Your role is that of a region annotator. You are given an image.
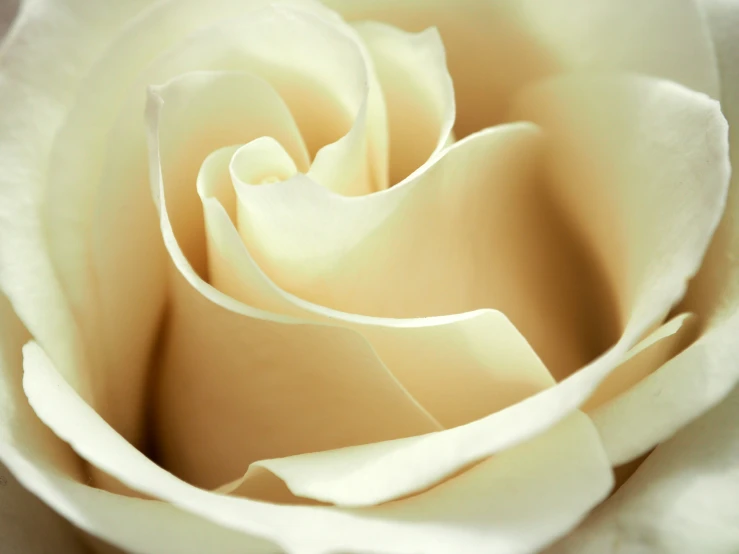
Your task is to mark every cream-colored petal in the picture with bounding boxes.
[32,0,365,442]
[584,313,698,412]
[0,287,277,554]
[548,384,739,554]
[150,69,309,276]
[323,0,718,136]
[0,291,87,552]
[682,0,739,325]
[307,90,377,197]
[353,21,455,185]
[230,138,299,186]
[234,121,616,378]
[43,0,327,327]
[511,73,729,342]
[0,0,160,416]
[148,79,441,489]
[23,337,613,554]
[503,73,732,466]
[207,157,554,431]
[550,1,739,548]
[155,253,440,489]
[592,310,739,466]
[239,403,609,510]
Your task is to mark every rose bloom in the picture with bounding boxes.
[1,0,739,552]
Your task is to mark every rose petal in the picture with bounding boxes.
[352,21,455,185]
[547,384,739,554]
[502,73,736,467]
[216,73,729,505]
[0,0,159,416]
[149,69,310,276]
[511,73,729,345]
[0,289,279,554]
[32,0,370,442]
[201,140,555,431]
[323,0,719,135]
[22,338,613,554]
[147,76,442,489]
[548,0,739,547]
[584,313,698,413]
[591,311,739,465]
[230,138,300,186]
[234,122,616,378]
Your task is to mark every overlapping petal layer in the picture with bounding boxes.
[20,336,613,554]
[323,0,719,135]
[0,1,737,554]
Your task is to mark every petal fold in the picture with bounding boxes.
[353,21,455,184]
[148,71,441,489]
[22,337,613,554]
[323,0,719,135]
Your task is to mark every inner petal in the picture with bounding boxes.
[231,138,298,187]
[353,22,455,185]
[233,122,617,377]
[146,69,441,489]
[147,69,309,279]
[201,141,555,432]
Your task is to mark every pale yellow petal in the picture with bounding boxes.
[205,173,553,435]
[230,138,299,186]
[149,68,309,276]
[0,0,159,418]
[584,313,698,412]
[148,77,441,489]
[0,461,86,554]
[353,22,455,185]
[511,73,728,347]
[548,384,739,554]
[0,287,278,554]
[550,0,739,546]
[22,338,613,554]
[32,0,368,443]
[234,122,616,378]
[324,0,718,136]
[592,311,739,466]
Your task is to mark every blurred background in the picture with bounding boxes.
[0,0,17,37]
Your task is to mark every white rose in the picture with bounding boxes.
[1,0,738,553]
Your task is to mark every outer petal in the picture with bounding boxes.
[22,338,614,554]
[0,289,280,554]
[323,0,719,135]
[547,384,739,554]
[0,0,157,417]
[547,2,739,549]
